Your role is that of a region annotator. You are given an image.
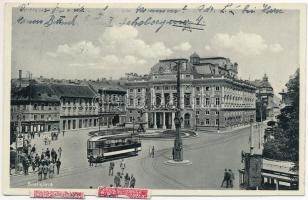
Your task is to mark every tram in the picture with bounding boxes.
[87,133,141,163]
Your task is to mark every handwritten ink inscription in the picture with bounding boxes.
[14,3,284,32]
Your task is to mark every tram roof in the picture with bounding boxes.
[88,133,133,142]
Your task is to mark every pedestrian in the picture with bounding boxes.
[56,159,61,174]
[120,159,126,175]
[89,154,94,167]
[130,174,136,188]
[46,148,50,158]
[54,152,58,163]
[41,152,45,160]
[149,146,151,157]
[22,157,29,176]
[114,172,121,187]
[31,144,36,154]
[221,169,230,188]
[49,162,55,178]
[43,164,48,180]
[38,164,43,181]
[51,148,55,162]
[62,130,65,136]
[124,173,130,187]
[172,147,175,160]
[109,161,114,176]
[151,146,155,158]
[44,136,47,145]
[58,147,62,159]
[228,169,234,188]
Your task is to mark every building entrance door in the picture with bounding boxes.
[184,113,190,128]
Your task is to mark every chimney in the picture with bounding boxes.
[18,70,22,87]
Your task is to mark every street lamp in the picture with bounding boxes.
[172,59,187,162]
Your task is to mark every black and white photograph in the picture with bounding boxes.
[2,2,306,196]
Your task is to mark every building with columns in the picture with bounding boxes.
[125,53,256,130]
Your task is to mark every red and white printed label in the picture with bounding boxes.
[97,187,150,199]
[31,190,84,199]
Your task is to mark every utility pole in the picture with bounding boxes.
[98,90,103,133]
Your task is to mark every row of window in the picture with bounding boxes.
[12,114,59,121]
[62,118,97,130]
[196,118,220,126]
[151,86,221,91]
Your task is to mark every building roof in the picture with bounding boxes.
[150,59,194,74]
[87,81,126,93]
[251,79,273,89]
[190,52,200,58]
[49,83,96,98]
[11,83,60,103]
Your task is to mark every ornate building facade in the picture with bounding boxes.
[125,53,256,130]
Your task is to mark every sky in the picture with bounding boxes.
[11,4,300,95]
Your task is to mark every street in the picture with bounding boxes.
[10,126,251,190]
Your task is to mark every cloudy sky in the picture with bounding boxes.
[11,5,300,95]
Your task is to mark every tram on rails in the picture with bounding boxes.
[87,133,142,163]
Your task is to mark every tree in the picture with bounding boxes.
[263,69,299,167]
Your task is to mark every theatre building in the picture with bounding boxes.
[125,53,256,130]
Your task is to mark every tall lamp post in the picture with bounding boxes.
[173,59,187,162]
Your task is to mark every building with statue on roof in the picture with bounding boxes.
[124,52,257,131]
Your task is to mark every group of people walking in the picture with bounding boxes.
[109,159,136,188]
[221,169,235,188]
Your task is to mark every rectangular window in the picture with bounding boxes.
[129,89,133,92]
[206,110,210,115]
[216,111,220,115]
[216,98,220,105]
[184,93,191,106]
[130,99,134,106]
[129,117,133,122]
[205,86,210,91]
[196,118,200,125]
[41,115,44,119]
[196,87,200,91]
[84,119,88,128]
[79,119,82,128]
[216,119,219,125]
[73,120,76,129]
[137,88,141,93]
[196,111,200,115]
[94,119,97,127]
[34,115,37,120]
[216,86,220,91]
[206,119,210,125]
[41,104,44,110]
[205,98,210,106]
[196,97,200,106]
[63,120,66,130]
[68,120,71,129]
[89,119,92,127]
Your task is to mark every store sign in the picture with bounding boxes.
[17,137,23,149]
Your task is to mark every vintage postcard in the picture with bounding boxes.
[2,2,306,196]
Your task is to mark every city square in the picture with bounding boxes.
[11,125,253,189]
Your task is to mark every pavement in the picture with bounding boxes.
[10,126,252,190]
